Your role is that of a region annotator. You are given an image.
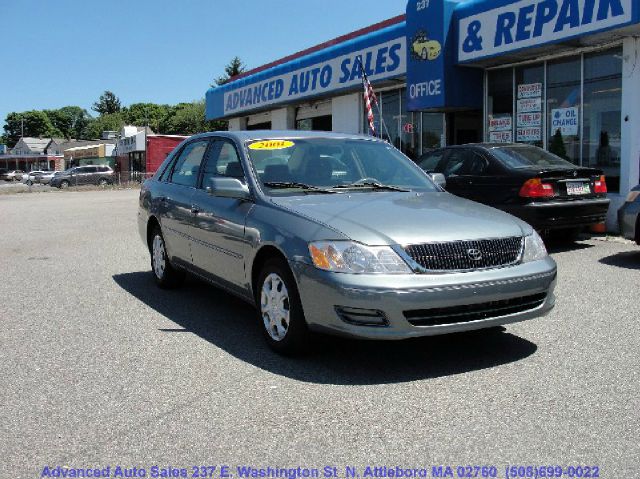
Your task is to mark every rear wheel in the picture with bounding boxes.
[150,226,185,288]
[256,258,310,355]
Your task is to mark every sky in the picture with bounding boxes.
[0,0,405,126]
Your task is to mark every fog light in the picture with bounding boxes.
[335,306,388,326]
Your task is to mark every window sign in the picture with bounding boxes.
[551,107,579,136]
[518,83,542,99]
[517,112,542,128]
[517,127,542,142]
[517,98,542,113]
[489,131,513,143]
[488,115,512,132]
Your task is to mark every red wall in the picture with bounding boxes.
[146,136,187,173]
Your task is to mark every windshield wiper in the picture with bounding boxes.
[263,181,336,194]
[332,181,409,192]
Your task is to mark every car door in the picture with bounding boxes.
[156,139,210,265]
[83,166,98,184]
[189,138,253,289]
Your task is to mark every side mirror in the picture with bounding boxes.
[206,177,251,200]
[429,172,446,189]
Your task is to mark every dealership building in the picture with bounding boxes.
[206,0,640,229]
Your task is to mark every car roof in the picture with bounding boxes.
[187,129,383,143]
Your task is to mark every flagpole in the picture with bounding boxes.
[356,56,392,142]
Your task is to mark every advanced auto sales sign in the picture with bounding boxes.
[211,37,406,118]
[458,0,636,62]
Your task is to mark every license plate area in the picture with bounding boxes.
[566,181,591,195]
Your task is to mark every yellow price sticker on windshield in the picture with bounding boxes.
[248,140,295,150]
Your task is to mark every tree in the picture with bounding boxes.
[44,106,93,140]
[3,111,62,147]
[123,103,172,133]
[214,57,246,86]
[548,128,568,160]
[161,100,225,135]
[92,91,122,115]
[86,112,126,139]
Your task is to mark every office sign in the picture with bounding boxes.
[458,0,637,62]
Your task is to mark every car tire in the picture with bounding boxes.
[26,180,32,186]
[150,226,185,289]
[59,180,70,189]
[256,258,310,355]
[98,178,109,187]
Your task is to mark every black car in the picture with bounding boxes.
[417,144,610,237]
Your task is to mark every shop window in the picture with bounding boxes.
[421,113,443,152]
[297,113,332,131]
[582,47,622,193]
[546,56,581,164]
[515,64,543,148]
[381,90,401,150]
[487,69,513,143]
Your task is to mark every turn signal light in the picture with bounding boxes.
[519,178,555,198]
[594,175,607,194]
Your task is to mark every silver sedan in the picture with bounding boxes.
[138,131,557,354]
[618,185,640,245]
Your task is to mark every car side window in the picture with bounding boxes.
[85,167,98,173]
[464,153,491,176]
[199,140,245,189]
[417,150,444,172]
[170,140,209,188]
[441,150,471,176]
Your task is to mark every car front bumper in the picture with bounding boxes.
[505,198,610,230]
[292,257,557,339]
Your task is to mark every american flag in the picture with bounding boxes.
[358,58,378,135]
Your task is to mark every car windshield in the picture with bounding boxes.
[490,145,575,169]
[246,138,437,195]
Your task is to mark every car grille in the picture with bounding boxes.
[404,293,547,326]
[403,236,523,271]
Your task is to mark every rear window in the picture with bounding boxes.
[491,146,575,169]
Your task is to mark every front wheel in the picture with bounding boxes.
[59,180,70,189]
[150,226,185,288]
[256,258,310,355]
[98,178,109,187]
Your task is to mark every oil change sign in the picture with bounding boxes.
[458,0,635,62]
[551,107,579,135]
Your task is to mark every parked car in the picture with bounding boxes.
[21,170,52,185]
[36,171,58,185]
[50,165,114,188]
[138,131,557,354]
[0,169,24,181]
[417,144,610,239]
[618,185,640,245]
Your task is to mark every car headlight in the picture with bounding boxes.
[521,231,548,263]
[308,241,411,274]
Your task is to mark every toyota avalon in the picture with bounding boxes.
[138,131,557,354]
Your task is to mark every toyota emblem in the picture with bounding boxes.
[467,248,483,261]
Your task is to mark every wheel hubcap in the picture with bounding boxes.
[152,235,166,279]
[260,273,290,341]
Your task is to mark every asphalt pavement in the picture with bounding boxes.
[1,189,638,478]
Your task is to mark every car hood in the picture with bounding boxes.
[269,191,532,245]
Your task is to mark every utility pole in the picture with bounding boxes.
[21,117,24,139]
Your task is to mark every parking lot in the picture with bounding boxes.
[1,189,638,478]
